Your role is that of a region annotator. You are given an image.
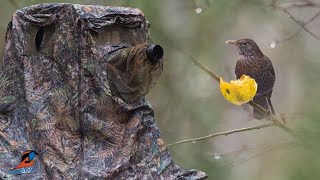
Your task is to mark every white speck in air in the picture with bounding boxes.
[270,41,277,48]
[195,8,202,14]
[214,153,221,160]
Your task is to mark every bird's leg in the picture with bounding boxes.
[266,96,275,115]
[262,95,272,119]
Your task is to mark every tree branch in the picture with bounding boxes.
[280,8,320,40]
[273,0,320,41]
[192,59,294,135]
[191,57,220,82]
[166,0,313,149]
[248,101,297,137]
[276,10,320,43]
[166,122,276,147]
[167,58,297,147]
[278,1,320,9]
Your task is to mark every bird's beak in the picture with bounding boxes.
[226,40,238,45]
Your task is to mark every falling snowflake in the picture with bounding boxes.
[214,153,221,160]
[195,8,202,14]
[270,41,277,48]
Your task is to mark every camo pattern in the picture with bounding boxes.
[0,3,207,179]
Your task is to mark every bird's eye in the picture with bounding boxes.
[242,42,247,46]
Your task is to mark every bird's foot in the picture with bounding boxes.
[280,112,286,124]
[264,110,272,120]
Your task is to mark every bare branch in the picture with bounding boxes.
[273,0,320,41]
[277,10,320,43]
[165,0,313,149]
[191,58,220,82]
[167,58,297,147]
[248,101,297,137]
[190,59,294,135]
[306,9,320,23]
[191,59,297,136]
[279,1,320,9]
[280,7,320,41]
[166,122,276,147]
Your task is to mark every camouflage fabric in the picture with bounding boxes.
[0,3,207,180]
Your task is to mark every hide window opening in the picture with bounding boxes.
[35,26,45,51]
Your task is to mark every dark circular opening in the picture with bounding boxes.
[146,44,164,63]
[152,45,163,59]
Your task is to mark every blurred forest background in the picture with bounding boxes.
[1,0,320,179]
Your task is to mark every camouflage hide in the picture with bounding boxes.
[0,3,206,180]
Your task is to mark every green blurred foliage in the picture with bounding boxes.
[1,0,320,179]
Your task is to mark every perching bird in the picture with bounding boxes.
[226,38,275,119]
[13,150,38,169]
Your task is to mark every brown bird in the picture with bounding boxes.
[226,38,275,119]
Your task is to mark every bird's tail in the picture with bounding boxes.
[253,95,275,119]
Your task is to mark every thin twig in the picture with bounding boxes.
[248,101,297,137]
[277,10,320,43]
[167,58,296,147]
[166,122,276,147]
[191,57,220,82]
[190,59,293,134]
[280,8,320,41]
[273,0,320,41]
[279,1,320,9]
[306,9,320,24]
[153,24,296,147]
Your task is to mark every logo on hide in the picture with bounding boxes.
[4,150,38,178]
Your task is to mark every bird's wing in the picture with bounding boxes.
[235,56,275,96]
[14,160,34,169]
[264,56,275,79]
[256,56,275,95]
[20,153,29,162]
[235,60,244,79]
